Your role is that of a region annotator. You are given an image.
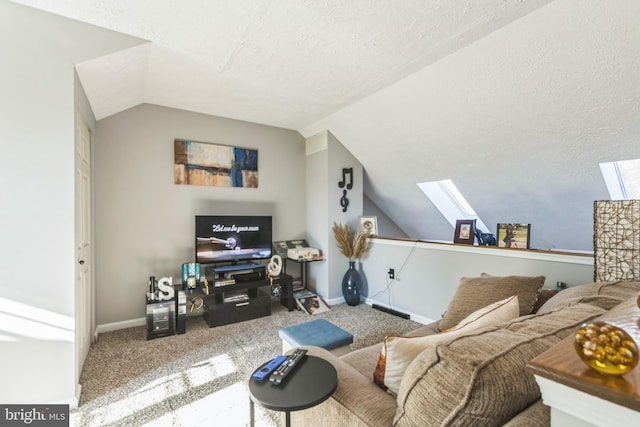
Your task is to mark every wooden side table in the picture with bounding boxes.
[248,355,338,427]
[527,297,640,426]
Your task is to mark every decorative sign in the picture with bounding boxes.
[339,167,353,212]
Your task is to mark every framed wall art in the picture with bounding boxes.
[454,219,476,245]
[174,138,258,188]
[497,223,531,249]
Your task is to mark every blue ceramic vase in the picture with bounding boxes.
[342,261,362,306]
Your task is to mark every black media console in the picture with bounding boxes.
[170,264,295,332]
[201,264,270,327]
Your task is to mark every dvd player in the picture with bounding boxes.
[212,263,265,273]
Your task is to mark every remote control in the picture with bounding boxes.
[269,348,308,385]
[252,355,287,381]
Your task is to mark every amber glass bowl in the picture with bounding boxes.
[574,321,639,375]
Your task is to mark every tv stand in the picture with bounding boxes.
[203,277,271,327]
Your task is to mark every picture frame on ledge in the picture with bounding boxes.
[358,215,378,236]
[497,223,531,249]
[454,219,476,245]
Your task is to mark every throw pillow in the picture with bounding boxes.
[536,280,640,314]
[373,295,519,395]
[530,288,559,313]
[438,274,545,331]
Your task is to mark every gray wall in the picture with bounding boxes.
[304,132,330,295]
[364,195,408,239]
[327,132,364,300]
[362,239,594,323]
[301,0,640,252]
[94,104,306,325]
[305,131,365,302]
[0,1,142,406]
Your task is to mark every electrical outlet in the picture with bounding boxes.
[388,268,395,279]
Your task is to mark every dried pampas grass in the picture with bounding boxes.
[333,222,370,261]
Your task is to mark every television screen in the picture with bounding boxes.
[195,215,272,264]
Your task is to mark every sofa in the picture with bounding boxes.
[291,277,640,426]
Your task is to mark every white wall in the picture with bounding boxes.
[94,104,306,325]
[0,1,142,406]
[362,239,594,323]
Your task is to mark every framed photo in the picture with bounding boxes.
[272,241,289,258]
[497,223,531,249]
[358,216,378,236]
[454,219,476,245]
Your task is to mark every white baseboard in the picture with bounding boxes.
[55,389,79,409]
[363,299,434,325]
[97,317,145,334]
[324,296,433,325]
[325,296,347,306]
[95,302,432,335]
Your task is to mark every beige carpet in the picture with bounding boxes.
[71,301,421,426]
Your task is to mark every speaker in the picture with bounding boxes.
[146,300,176,340]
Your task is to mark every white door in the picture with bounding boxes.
[75,117,93,385]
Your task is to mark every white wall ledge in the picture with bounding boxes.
[372,237,594,266]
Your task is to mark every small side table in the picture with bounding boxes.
[527,298,640,426]
[248,355,338,427]
[271,274,295,311]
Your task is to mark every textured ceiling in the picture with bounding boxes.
[10,1,639,252]
[12,0,553,128]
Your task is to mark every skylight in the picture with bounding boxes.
[600,158,640,200]
[417,180,491,234]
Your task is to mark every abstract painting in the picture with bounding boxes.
[174,139,258,188]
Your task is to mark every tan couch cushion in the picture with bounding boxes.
[439,274,545,331]
[290,345,397,427]
[394,302,607,427]
[531,288,558,313]
[373,296,519,395]
[536,280,640,314]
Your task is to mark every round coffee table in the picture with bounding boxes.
[249,355,338,427]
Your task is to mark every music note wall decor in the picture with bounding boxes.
[338,168,353,212]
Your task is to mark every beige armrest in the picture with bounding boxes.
[296,346,397,426]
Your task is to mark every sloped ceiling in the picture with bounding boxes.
[12,0,553,128]
[12,0,640,251]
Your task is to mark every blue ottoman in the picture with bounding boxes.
[279,319,353,356]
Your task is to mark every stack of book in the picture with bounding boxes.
[292,278,304,293]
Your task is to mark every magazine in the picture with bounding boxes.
[295,293,330,315]
[293,290,315,299]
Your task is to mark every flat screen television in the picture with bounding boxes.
[195,215,272,265]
